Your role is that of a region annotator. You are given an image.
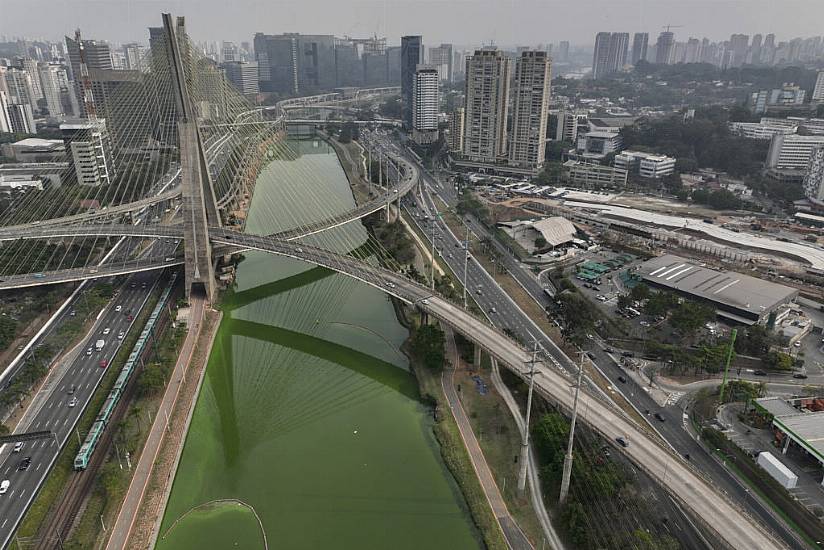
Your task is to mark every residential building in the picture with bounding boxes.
[813,71,824,103]
[38,63,67,118]
[655,31,676,64]
[803,146,824,203]
[462,48,511,164]
[3,68,36,113]
[684,38,702,63]
[614,150,676,178]
[401,36,423,129]
[428,43,453,82]
[762,116,824,135]
[60,118,115,186]
[448,107,464,153]
[557,41,570,63]
[0,91,12,133]
[631,33,649,65]
[123,43,145,71]
[767,133,824,170]
[508,51,552,172]
[411,65,439,145]
[564,160,628,187]
[592,32,628,79]
[729,34,750,67]
[223,61,259,95]
[6,103,36,133]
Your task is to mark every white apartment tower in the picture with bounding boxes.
[508,51,552,171]
[412,64,440,145]
[462,48,511,164]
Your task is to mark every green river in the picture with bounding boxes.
[156,139,480,549]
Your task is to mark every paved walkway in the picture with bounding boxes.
[442,328,533,550]
[105,296,206,550]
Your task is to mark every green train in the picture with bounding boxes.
[74,274,177,471]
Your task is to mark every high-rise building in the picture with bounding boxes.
[6,103,36,133]
[557,41,570,63]
[38,63,66,118]
[462,48,511,164]
[813,71,824,103]
[592,32,612,79]
[729,34,750,67]
[0,91,13,133]
[655,31,676,64]
[767,133,824,170]
[253,33,336,95]
[508,51,552,172]
[411,64,439,145]
[65,34,113,118]
[448,107,464,153]
[3,68,36,113]
[428,43,453,82]
[401,36,423,129]
[123,43,145,71]
[592,32,628,79]
[60,118,115,186]
[684,38,702,63]
[221,41,239,63]
[750,34,763,64]
[223,61,259,95]
[19,59,43,101]
[803,146,824,203]
[631,33,649,65]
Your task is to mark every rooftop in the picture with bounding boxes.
[9,138,64,149]
[755,397,824,464]
[638,254,798,319]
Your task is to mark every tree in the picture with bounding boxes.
[137,364,167,396]
[534,236,548,249]
[412,324,446,372]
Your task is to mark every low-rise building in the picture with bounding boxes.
[767,133,824,171]
[564,159,628,187]
[576,130,622,160]
[754,396,824,483]
[728,121,797,140]
[1,138,65,162]
[614,150,676,178]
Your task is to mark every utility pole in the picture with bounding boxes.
[462,222,470,309]
[559,352,586,505]
[718,328,738,403]
[517,340,539,493]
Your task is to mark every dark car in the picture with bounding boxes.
[587,352,597,361]
[617,376,627,384]
[604,347,614,353]
[18,457,32,471]
[753,370,767,376]
[621,351,634,358]
[654,412,666,422]
[793,373,808,379]
[615,437,629,448]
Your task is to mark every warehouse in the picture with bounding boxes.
[637,254,798,325]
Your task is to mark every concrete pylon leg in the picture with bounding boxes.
[474,345,482,367]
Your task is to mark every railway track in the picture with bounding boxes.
[33,364,141,549]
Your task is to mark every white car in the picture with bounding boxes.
[13,442,22,453]
[68,397,78,408]
[0,480,9,494]
[115,305,122,312]
[86,348,93,356]
[118,331,125,340]
[102,328,111,335]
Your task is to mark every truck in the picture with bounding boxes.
[95,339,105,352]
[757,451,798,489]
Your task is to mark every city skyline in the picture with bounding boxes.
[2,0,823,48]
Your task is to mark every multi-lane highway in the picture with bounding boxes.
[359,130,805,550]
[0,270,161,548]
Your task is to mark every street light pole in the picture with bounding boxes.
[559,351,586,505]
[462,222,470,310]
[517,340,539,493]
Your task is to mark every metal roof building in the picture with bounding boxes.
[755,397,824,473]
[638,254,798,324]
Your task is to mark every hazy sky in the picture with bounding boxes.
[2,0,823,47]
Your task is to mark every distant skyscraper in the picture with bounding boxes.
[65,34,113,118]
[592,32,612,79]
[401,36,423,129]
[592,32,628,79]
[655,31,675,64]
[0,91,13,133]
[6,103,35,133]
[631,33,649,65]
[729,34,750,67]
[557,41,570,62]
[253,33,336,94]
[508,51,551,172]
[750,34,763,64]
[463,48,511,164]
[448,107,464,153]
[411,64,439,145]
[38,63,66,117]
[428,43,453,82]
[684,38,701,63]
[123,43,145,71]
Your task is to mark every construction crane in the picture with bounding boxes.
[662,24,683,33]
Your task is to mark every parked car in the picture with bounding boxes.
[793,373,808,379]
[754,370,767,376]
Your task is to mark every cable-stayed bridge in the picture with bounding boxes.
[0,13,788,550]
